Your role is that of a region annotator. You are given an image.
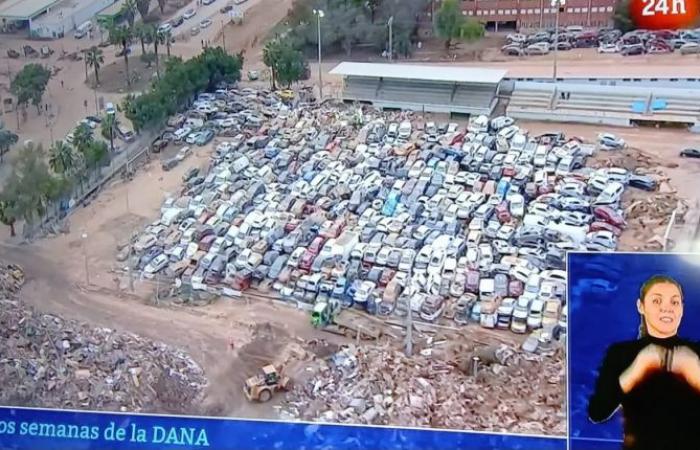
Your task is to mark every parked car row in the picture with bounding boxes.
[503,27,700,56]
[124,87,650,339]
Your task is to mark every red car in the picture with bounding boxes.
[450,132,465,146]
[495,202,511,223]
[299,251,316,272]
[593,206,626,228]
[590,221,623,237]
[508,279,524,297]
[502,166,516,177]
[379,268,396,288]
[308,236,327,255]
[231,274,251,291]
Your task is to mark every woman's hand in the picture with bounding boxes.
[670,346,700,392]
[619,344,665,393]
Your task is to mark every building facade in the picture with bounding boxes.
[459,0,616,30]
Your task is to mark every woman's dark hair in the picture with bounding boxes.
[638,275,684,338]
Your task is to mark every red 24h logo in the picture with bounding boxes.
[629,0,699,29]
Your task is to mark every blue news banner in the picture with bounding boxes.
[0,406,566,450]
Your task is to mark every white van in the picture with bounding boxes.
[74,21,93,39]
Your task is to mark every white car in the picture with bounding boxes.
[175,146,192,161]
[183,8,196,19]
[144,254,168,277]
[200,19,213,29]
[174,126,192,141]
[597,43,618,53]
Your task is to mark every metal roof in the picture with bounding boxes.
[330,62,507,85]
[0,0,61,20]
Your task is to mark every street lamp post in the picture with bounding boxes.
[81,232,90,285]
[551,0,566,81]
[313,9,324,100]
[388,16,394,62]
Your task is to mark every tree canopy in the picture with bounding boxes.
[284,0,428,58]
[0,129,19,159]
[123,47,243,132]
[264,39,307,89]
[0,143,69,228]
[613,0,635,33]
[10,64,52,114]
[436,0,484,49]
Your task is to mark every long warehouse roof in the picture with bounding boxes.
[330,62,507,85]
[0,0,61,20]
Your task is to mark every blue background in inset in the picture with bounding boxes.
[567,252,700,450]
[0,406,566,450]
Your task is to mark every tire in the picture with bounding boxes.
[259,389,272,403]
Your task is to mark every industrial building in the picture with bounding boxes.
[331,62,506,116]
[0,0,116,38]
[459,0,615,30]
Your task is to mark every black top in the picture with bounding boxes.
[588,335,700,450]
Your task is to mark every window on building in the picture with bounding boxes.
[607,6,613,12]
[582,7,588,12]
[462,10,467,14]
[591,7,598,12]
[574,7,581,12]
[490,9,496,14]
[497,9,503,14]
[527,8,533,13]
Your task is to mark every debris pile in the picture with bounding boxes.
[282,344,566,435]
[624,193,685,250]
[0,263,207,414]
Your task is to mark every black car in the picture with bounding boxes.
[680,148,700,158]
[220,5,233,13]
[172,16,184,27]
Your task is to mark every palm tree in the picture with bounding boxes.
[86,46,104,87]
[109,25,134,87]
[72,123,94,153]
[136,0,151,20]
[164,29,172,58]
[153,27,167,79]
[101,114,116,152]
[121,0,138,27]
[49,140,78,175]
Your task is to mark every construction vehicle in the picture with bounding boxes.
[243,365,291,402]
[311,298,383,340]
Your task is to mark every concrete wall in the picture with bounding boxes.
[508,109,632,127]
[31,0,114,39]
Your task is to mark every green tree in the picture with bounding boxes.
[83,140,109,172]
[613,0,635,33]
[109,25,134,87]
[123,48,243,131]
[10,64,51,115]
[136,0,151,20]
[0,200,17,237]
[263,39,283,90]
[0,143,68,228]
[101,114,117,152]
[72,123,94,153]
[0,129,19,161]
[86,46,104,86]
[163,29,172,57]
[121,0,138,27]
[48,140,79,175]
[134,22,149,55]
[459,18,485,42]
[435,0,464,49]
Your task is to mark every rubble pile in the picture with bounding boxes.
[624,193,685,249]
[282,345,566,435]
[0,264,207,414]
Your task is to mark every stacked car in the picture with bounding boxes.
[503,27,700,57]
[125,87,651,340]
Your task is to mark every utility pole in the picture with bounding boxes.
[222,20,226,52]
[405,281,416,357]
[313,9,324,100]
[388,16,394,62]
[552,0,566,81]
